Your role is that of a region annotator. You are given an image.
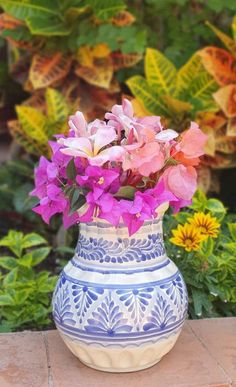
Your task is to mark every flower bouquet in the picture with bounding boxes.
[31,99,207,235]
[32,99,207,372]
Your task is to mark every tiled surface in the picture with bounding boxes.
[0,318,235,387]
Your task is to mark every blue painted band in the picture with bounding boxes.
[70,257,170,275]
[55,315,185,343]
[61,269,180,289]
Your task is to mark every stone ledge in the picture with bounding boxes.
[0,318,235,387]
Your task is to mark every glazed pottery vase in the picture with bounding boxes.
[52,204,188,372]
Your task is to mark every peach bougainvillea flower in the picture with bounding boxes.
[170,223,205,252]
[188,212,220,239]
[175,122,208,158]
[123,141,165,177]
[162,164,197,200]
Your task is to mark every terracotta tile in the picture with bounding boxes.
[189,317,236,383]
[47,323,228,387]
[0,331,48,387]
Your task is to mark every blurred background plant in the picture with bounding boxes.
[0,0,235,330]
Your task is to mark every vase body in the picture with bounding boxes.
[52,210,188,372]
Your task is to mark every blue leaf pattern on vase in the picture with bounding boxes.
[143,294,177,331]
[117,287,154,328]
[160,274,186,314]
[53,285,76,326]
[76,233,165,263]
[72,284,104,323]
[85,294,132,335]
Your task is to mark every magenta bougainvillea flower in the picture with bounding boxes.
[76,166,120,199]
[31,99,207,235]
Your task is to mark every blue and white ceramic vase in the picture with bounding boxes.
[52,203,188,372]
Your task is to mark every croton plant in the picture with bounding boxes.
[31,99,207,235]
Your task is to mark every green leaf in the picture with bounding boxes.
[0,230,24,257]
[0,0,59,21]
[18,254,33,268]
[0,257,17,270]
[22,247,50,267]
[192,289,212,317]
[114,186,136,199]
[87,0,125,20]
[200,238,214,257]
[22,233,48,249]
[69,194,86,215]
[126,75,170,116]
[13,289,31,305]
[13,183,37,214]
[3,268,18,287]
[191,190,208,212]
[25,16,72,36]
[206,198,226,220]
[0,294,14,306]
[145,48,177,94]
[66,159,77,180]
[227,223,236,242]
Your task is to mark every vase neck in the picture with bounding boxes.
[73,219,166,269]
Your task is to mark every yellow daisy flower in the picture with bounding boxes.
[170,223,204,252]
[188,212,220,239]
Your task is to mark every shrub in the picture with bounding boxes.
[0,230,57,331]
[164,190,236,318]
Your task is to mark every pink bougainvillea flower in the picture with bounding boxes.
[58,127,125,166]
[121,191,158,235]
[151,179,178,205]
[162,164,197,200]
[123,141,165,176]
[76,165,120,199]
[170,198,192,213]
[69,110,107,138]
[32,184,67,224]
[62,203,79,229]
[105,98,135,133]
[155,129,178,142]
[30,156,58,199]
[137,116,163,132]
[175,122,208,158]
[78,191,121,226]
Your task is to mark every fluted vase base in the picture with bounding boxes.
[58,330,181,373]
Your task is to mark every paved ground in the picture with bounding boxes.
[0,318,235,387]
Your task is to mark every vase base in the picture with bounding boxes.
[59,329,181,373]
[79,357,162,373]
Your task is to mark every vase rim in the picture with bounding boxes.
[78,202,169,229]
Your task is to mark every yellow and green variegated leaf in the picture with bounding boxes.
[0,1,58,21]
[227,118,236,136]
[46,121,68,138]
[29,52,72,90]
[15,105,48,144]
[206,21,236,57]
[187,72,218,109]
[8,119,49,156]
[176,53,203,95]
[162,95,192,114]
[233,15,236,42]
[126,75,170,116]
[45,88,69,124]
[145,48,177,94]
